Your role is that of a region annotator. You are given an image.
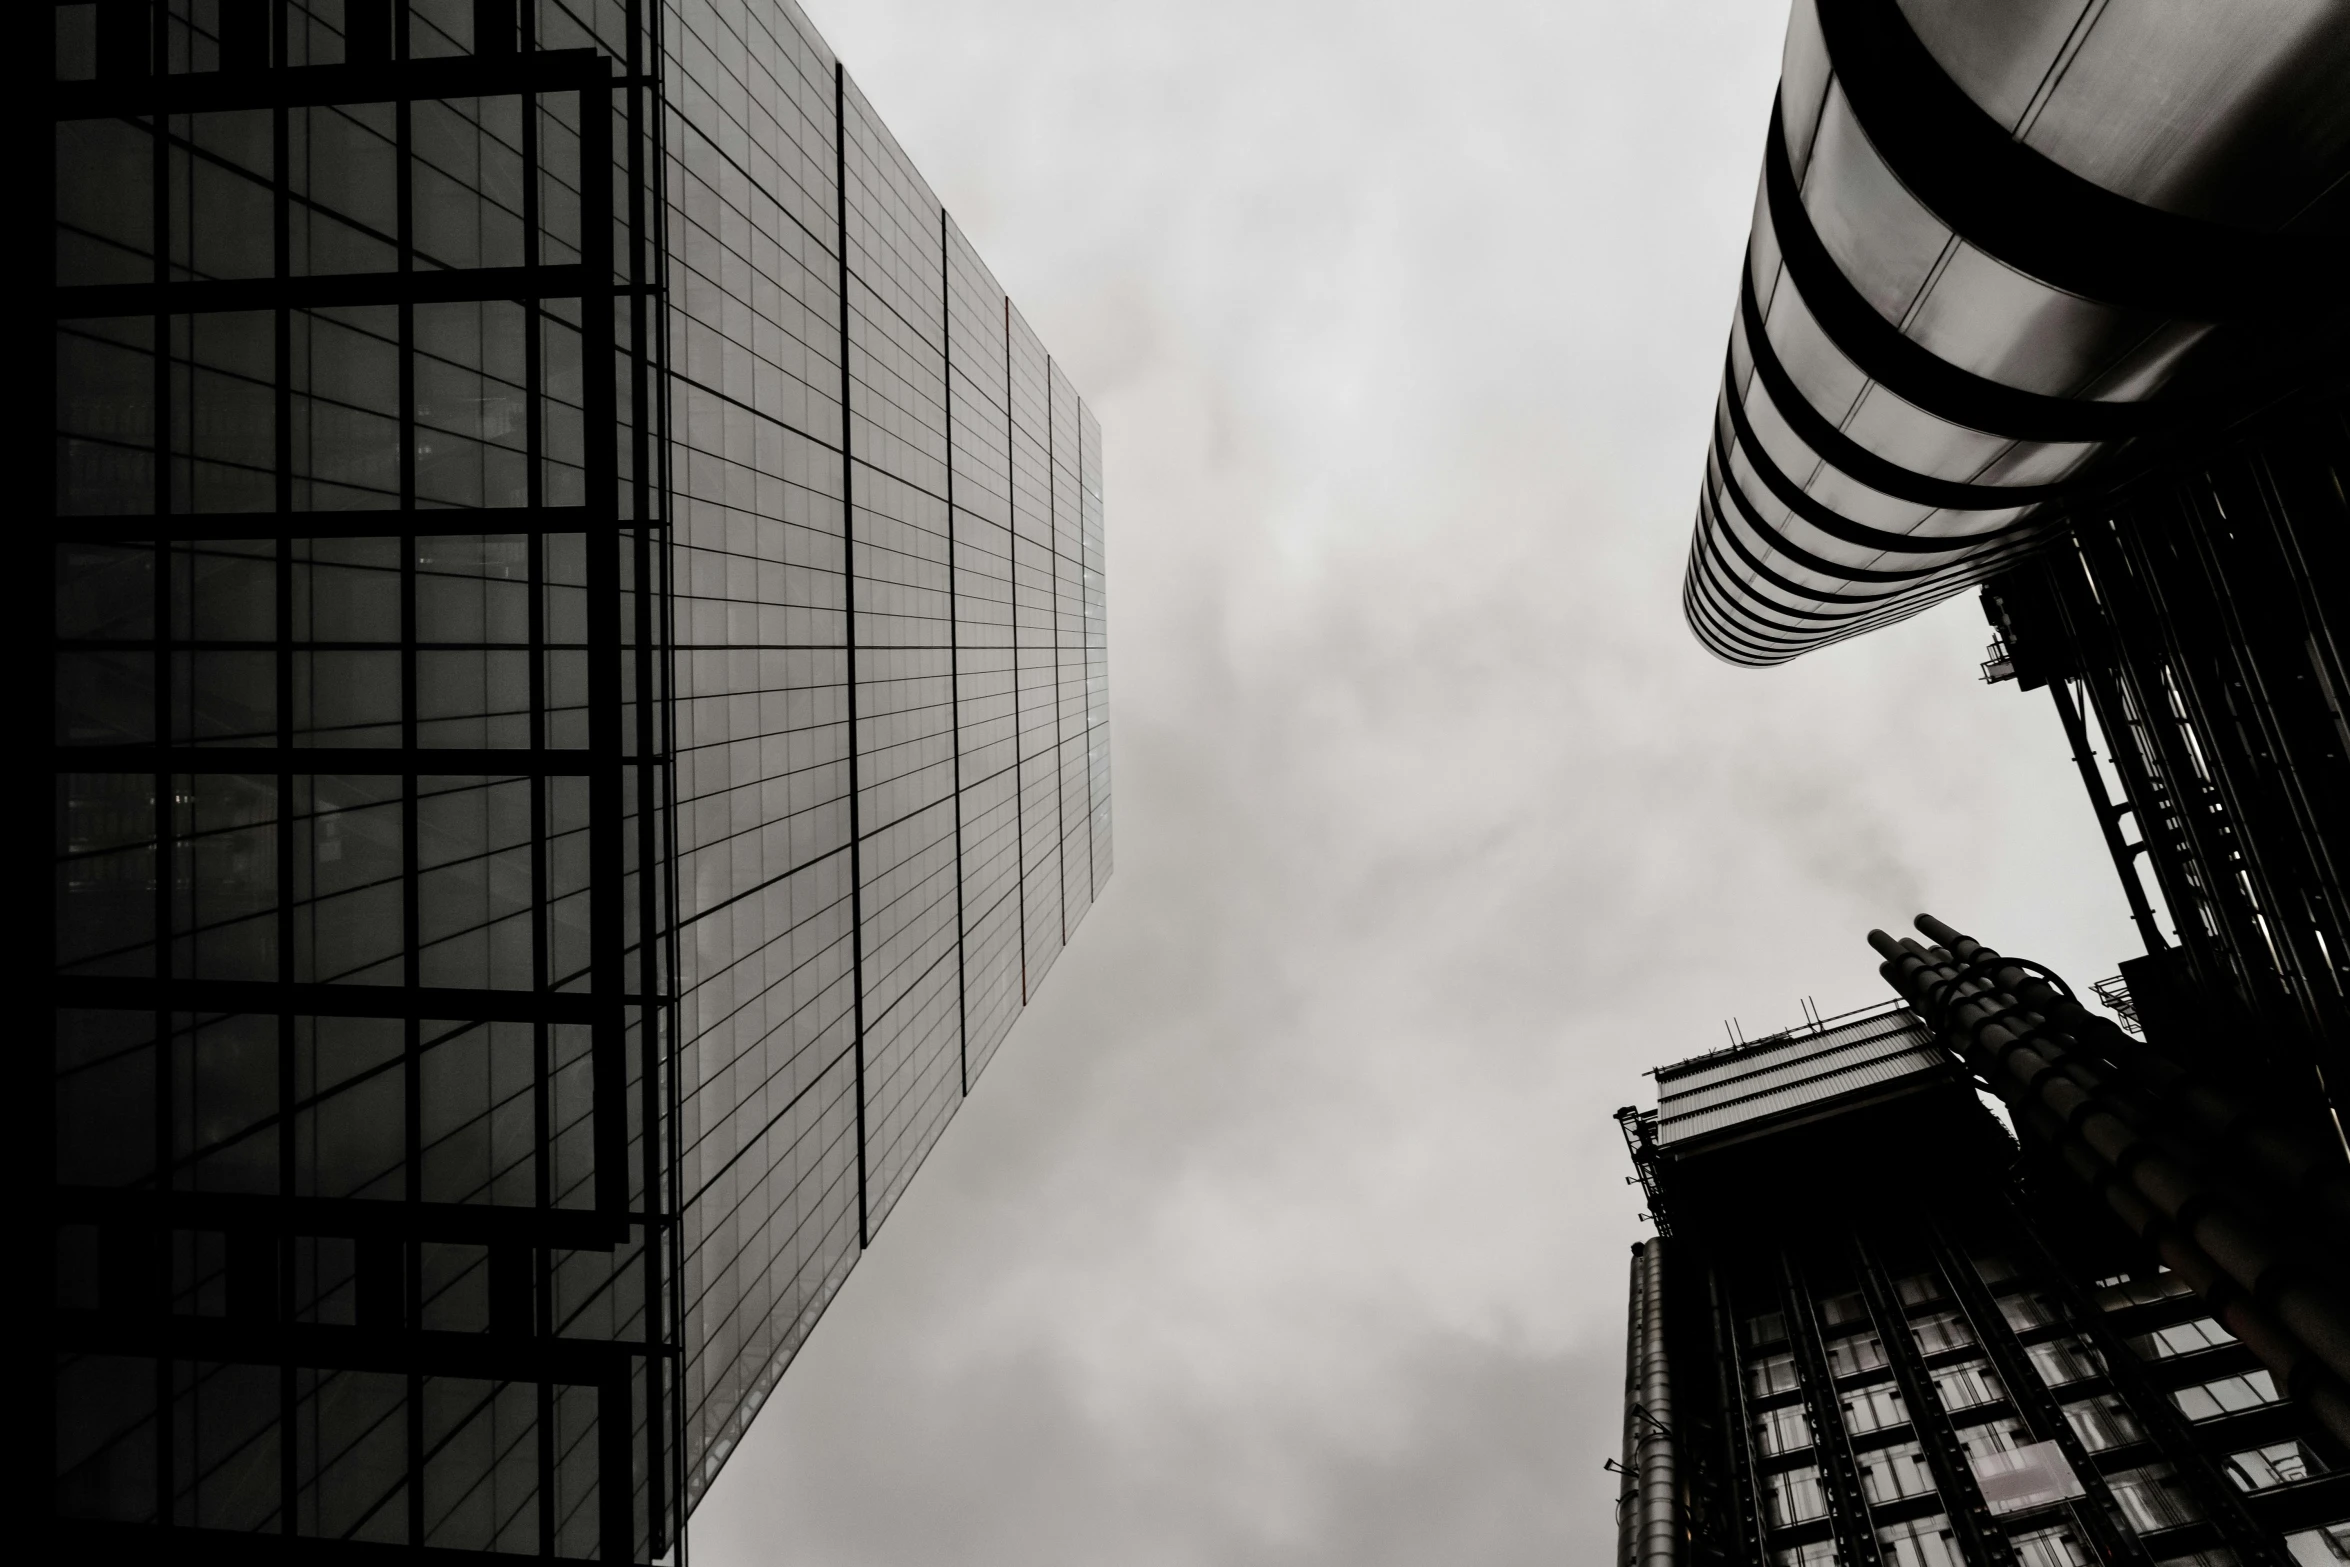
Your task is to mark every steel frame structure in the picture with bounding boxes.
[1622,977,2350,1567]
[38,3,1115,1558]
[40,0,679,1557]
[1981,398,2350,1145]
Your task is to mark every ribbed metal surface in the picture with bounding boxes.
[1632,1241,1684,1567]
[1683,0,2350,665]
[1655,1005,1941,1146]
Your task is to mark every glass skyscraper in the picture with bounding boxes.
[46,1,1110,1557]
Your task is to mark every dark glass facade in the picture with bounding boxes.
[43,1,1108,1557]
[1617,928,2350,1567]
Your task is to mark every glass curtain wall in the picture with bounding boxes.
[651,0,1114,1522]
[49,0,672,1557]
[49,0,1109,1558]
[1715,1213,2338,1567]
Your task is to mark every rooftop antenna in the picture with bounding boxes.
[1723,1019,1737,1049]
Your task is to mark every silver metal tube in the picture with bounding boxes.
[1682,0,2350,665]
[1617,1246,1644,1567]
[1634,1239,1683,1567]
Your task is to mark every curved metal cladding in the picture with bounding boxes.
[1687,0,2350,665]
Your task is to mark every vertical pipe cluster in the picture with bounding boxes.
[1869,914,2350,1446]
[1987,417,2350,1120]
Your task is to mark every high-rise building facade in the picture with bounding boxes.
[1615,918,2350,1567]
[1652,6,2350,1560]
[43,1,1110,1558]
[1676,0,2349,1155]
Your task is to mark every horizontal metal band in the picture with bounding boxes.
[56,263,596,319]
[1761,103,2157,443]
[1717,381,2036,555]
[1686,570,1943,665]
[1682,573,1895,664]
[1707,441,1951,586]
[1706,477,1935,598]
[53,1185,631,1248]
[51,48,614,119]
[1702,492,1933,613]
[54,1520,551,1566]
[1691,512,2045,624]
[52,1311,647,1381]
[1686,486,2055,661]
[1704,465,2055,603]
[1738,262,2076,510]
[44,505,611,541]
[1815,0,2344,321]
[1689,542,1966,641]
[52,746,609,775]
[52,976,611,1025]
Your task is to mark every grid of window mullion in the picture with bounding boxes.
[1962,1212,2275,1561]
[1851,1233,2017,1566]
[1710,1278,1767,1567]
[664,0,865,1515]
[1926,1221,2151,1565]
[637,0,1107,1521]
[1714,1267,1773,1567]
[1080,403,1108,895]
[1781,1251,1889,1567]
[940,207,968,1097]
[270,41,300,1531]
[523,45,563,1551]
[942,219,1019,1084]
[146,9,176,1528]
[1006,303,1061,990]
[44,36,657,1557]
[394,70,430,1545]
[619,0,682,1544]
[1048,363,1090,940]
[841,77,959,1237]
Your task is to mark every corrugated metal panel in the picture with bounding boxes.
[1655,1007,1946,1147]
[1660,1007,1920,1093]
[1663,1029,1917,1113]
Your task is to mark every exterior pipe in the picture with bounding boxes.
[1872,919,2350,1448]
[1618,1244,1644,1567]
[1912,913,2350,1246]
[1630,1239,1682,1567]
[1894,924,2350,1384]
[2026,1092,2350,1449]
[1880,929,2350,1387]
[1682,0,2350,664]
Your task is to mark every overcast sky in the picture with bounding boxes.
[689,2,2133,1561]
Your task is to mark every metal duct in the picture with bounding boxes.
[1617,1246,1645,1567]
[1870,915,2350,1448]
[1685,0,2350,665]
[1627,1239,1683,1567]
